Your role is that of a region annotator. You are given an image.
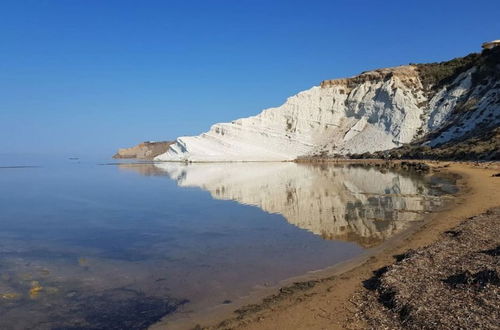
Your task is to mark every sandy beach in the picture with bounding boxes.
[185,161,500,330]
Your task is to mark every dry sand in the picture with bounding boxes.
[355,207,499,329]
[184,161,500,330]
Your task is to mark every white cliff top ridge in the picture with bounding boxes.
[155,46,500,162]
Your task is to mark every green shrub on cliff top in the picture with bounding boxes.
[414,53,480,90]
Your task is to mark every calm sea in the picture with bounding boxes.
[0,158,456,329]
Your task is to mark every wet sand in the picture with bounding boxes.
[178,161,500,330]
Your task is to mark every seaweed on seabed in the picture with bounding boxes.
[52,288,188,330]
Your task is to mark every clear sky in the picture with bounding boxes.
[1,0,499,158]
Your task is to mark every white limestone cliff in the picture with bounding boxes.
[155,51,499,162]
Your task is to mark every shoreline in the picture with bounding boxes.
[149,160,498,329]
[154,160,499,330]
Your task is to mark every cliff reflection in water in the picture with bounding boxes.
[121,162,444,247]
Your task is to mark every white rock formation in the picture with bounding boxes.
[155,52,499,161]
[424,67,499,146]
[153,162,443,247]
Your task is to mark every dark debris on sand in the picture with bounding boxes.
[354,208,500,329]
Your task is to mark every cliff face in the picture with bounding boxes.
[113,141,173,159]
[155,47,500,161]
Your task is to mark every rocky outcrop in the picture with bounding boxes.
[155,46,500,162]
[113,141,173,159]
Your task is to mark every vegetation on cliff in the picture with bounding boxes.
[347,47,500,161]
[349,127,500,161]
[414,46,500,91]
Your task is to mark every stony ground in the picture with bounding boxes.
[354,207,500,329]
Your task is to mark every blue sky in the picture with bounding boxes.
[1,0,499,158]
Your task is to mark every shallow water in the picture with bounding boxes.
[0,160,455,329]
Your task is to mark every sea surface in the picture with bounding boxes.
[0,158,456,329]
